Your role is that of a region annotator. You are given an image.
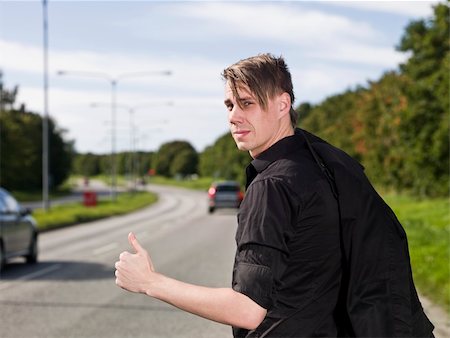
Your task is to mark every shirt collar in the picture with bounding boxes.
[245,128,305,188]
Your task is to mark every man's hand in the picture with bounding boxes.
[114,233,266,329]
[115,232,155,294]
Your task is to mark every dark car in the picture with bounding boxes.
[0,188,38,272]
[207,181,244,213]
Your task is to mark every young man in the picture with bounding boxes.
[115,54,434,337]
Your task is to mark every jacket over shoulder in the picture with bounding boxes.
[299,128,434,337]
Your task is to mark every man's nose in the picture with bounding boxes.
[229,105,243,124]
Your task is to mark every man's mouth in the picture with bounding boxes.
[233,130,250,139]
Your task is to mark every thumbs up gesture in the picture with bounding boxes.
[115,232,156,294]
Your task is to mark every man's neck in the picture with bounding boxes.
[250,125,295,159]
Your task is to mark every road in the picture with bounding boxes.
[0,185,236,338]
[21,179,113,210]
[1,184,448,338]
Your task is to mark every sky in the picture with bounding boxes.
[0,0,440,154]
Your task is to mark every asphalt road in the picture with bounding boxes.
[1,184,448,338]
[0,185,237,338]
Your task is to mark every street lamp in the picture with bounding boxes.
[42,0,50,211]
[91,101,171,191]
[57,70,171,200]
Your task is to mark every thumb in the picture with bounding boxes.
[128,232,144,253]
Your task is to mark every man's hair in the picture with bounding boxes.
[222,53,298,127]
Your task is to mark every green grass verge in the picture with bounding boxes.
[12,185,74,202]
[147,176,216,191]
[33,191,158,232]
[383,194,450,313]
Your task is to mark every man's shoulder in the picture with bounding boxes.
[298,128,364,172]
[262,148,319,179]
[251,148,328,196]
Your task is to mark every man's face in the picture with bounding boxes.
[224,81,281,158]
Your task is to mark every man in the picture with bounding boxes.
[115,54,434,337]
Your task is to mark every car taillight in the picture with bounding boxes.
[237,190,244,201]
[208,187,216,198]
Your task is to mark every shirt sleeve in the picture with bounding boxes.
[232,177,300,309]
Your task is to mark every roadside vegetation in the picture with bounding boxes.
[383,194,449,313]
[146,175,212,191]
[12,179,75,202]
[33,191,157,232]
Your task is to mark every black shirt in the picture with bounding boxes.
[232,131,341,337]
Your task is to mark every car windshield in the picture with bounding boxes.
[216,185,239,192]
[0,188,20,213]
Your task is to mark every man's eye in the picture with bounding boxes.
[243,101,253,107]
[226,104,233,111]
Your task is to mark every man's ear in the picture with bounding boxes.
[277,92,292,119]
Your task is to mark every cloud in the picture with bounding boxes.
[0,1,409,82]
[293,63,378,104]
[169,2,405,67]
[311,43,407,68]
[0,39,172,75]
[0,40,42,73]
[0,38,228,109]
[325,0,438,17]
[177,2,381,44]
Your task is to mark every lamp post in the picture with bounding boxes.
[42,0,50,210]
[57,70,171,201]
[91,101,171,191]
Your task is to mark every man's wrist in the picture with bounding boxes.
[145,272,164,298]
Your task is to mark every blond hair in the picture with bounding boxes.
[222,53,298,127]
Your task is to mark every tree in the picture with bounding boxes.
[351,72,411,190]
[135,151,154,176]
[296,102,313,122]
[154,140,198,177]
[170,149,198,177]
[199,132,251,185]
[49,121,74,188]
[0,71,18,111]
[396,3,449,196]
[0,80,74,191]
[0,109,73,191]
[298,4,449,197]
[73,153,101,177]
[300,88,365,161]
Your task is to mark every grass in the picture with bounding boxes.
[383,193,450,314]
[33,191,158,231]
[12,181,75,202]
[79,174,219,191]
[147,175,216,191]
